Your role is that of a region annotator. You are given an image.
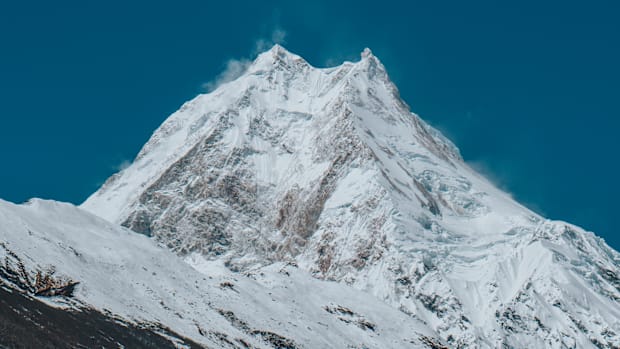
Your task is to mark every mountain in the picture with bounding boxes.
[81,45,620,348]
[1,45,618,348]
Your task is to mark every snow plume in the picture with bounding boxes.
[466,158,548,215]
[202,58,252,92]
[202,28,287,92]
[114,159,132,172]
[93,158,132,188]
[467,159,513,195]
[254,28,287,54]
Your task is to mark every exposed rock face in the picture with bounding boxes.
[83,45,620,348]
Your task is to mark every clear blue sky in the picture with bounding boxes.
[0,1,618,249]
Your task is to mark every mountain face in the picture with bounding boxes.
[71,45,617,348]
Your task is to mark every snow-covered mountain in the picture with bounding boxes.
[2,45,618,348]
[80,45,620,348]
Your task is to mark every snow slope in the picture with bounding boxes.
[0,198,442,348]
[79,45,620,348]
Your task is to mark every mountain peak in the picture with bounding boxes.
[249,44,308,72]
[361,47,374,59]
[259,43,291,59]
[267,43,286,54]
[82,46,620,349]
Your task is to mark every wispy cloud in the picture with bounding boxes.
[467,159,512,194]
[114,159,132,172]
[254,27,287,54]
[201,58,252,92]
[467,159,547,216]
[202,28,288,92]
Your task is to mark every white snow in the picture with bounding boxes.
[0,198,439,348]
[10,44,620,348]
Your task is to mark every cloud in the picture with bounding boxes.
[201,58,252,92]
[467,159,547,216]
[202,28,288,92]
[467,159,512,194]
[254,27,287,54]
[114,159,132,172]
[272,28,287,44]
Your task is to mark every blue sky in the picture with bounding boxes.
[0,1,618,249]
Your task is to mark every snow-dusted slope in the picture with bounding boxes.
[0,198,441,348]
[82,45,620,348]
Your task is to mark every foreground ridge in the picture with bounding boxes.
[0,199,441,348]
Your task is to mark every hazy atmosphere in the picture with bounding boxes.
[1,0,618,249]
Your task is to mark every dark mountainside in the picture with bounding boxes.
[0,285,205,349]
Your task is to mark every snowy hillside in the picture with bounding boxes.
[0,198,442,348]
[80,45,620,348]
